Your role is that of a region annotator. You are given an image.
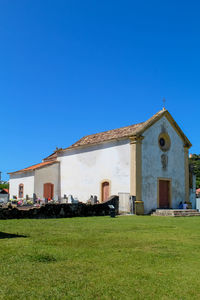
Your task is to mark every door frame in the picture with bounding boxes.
[100,179,111,202]
[157,178,172,209]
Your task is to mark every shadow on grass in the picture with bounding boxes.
[0,232,27,239]
[28,254,57,263]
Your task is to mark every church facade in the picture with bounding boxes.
[9,109,195,214]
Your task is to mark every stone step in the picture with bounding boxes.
[152,209,200,217]
[174,213,200,216]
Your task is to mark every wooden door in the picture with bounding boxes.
[159,180,170,208]
[43,183,54,199]
[18,184,24,198]
[102,182,109,202]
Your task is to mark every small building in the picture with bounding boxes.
[0,188,9,203]
[196,188,200,198]
[9,109,195,214]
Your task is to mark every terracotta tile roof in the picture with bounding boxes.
[68,122,144,148]
[43,148,63,162]
[0,188,9,194]
[42,108,191,159]
[64,109,166,150]
[9,160,59,175]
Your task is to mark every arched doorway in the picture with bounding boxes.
[18,184,24,198]
[43,183,54,199]
[101,181,110,202]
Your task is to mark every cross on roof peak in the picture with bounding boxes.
[163,97,166,110]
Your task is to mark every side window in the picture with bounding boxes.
[18,184,24,198]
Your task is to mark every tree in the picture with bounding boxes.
[189,154,200,189]
[0,183,9,190]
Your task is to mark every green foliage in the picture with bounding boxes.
[189,154,200,188]
[10,199,18,203]
[0,216,200,299]
[0,183,9,190]
[26,200,33,205]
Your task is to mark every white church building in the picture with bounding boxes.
[9,109,195,214]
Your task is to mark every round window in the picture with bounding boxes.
[158,133,171,152]
[159,138,165,147]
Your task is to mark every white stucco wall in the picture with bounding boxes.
[34,162,60,200]
[142,116,186,213]
[59,139,130,202]
[9,172,35,199]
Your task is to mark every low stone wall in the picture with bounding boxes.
[0,196,119,220]
[151,209,200,217]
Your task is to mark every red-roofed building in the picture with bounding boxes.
[0,188,9,203]
[196,188,200,197]
[9,109,195,213]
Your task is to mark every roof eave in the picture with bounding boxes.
[59,136,132,154]
[8,161,59,175]
[8,169,35,175]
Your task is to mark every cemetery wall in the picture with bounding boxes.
[0,196,119,219]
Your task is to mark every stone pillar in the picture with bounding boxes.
[130,136,144,214]
[135,200,144,215]
[184,146,190,206]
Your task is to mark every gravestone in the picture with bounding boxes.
[90,195,94,204]
[61,195,67,204]
[59,207,65,217]
[33,193,37,204]
[68,195,74,204]
[73,197,79,204]
[60,194,67,204]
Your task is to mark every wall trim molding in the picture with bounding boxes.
[130,136,143,200]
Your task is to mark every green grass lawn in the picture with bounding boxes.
[0,216,200,300]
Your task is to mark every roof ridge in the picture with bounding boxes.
[83,121,145,136]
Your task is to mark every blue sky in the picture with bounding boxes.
[0,0,200,180]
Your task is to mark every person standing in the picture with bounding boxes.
[183,202,187,209]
